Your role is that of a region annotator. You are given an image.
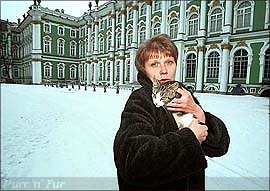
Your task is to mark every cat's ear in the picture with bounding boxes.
[168,82,179,91]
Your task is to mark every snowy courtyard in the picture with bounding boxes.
[1,84,269,190]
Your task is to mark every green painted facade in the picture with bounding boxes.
[0,0,269,95]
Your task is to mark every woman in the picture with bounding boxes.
[113,34,230,191]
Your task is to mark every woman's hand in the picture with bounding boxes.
[188,119,208,144]
[166,88,206,123]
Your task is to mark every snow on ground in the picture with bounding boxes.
[1,84,269,190]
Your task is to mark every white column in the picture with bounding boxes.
[204,56,208,83]
[176,1,186,82]
[198,0,206,37]
[119,2,126,85]
[109,2,116,86]
[246,55,253,84]
[93,17,99,85]
[86,63,91,85]
[7,30,13,79]
[110,58,114,86]
[175,43,184,82]
[145,1,152,39]
[130,1,139,83]
[31,12,42,84]
[195,0,206,92]
[195,46,204,92]
[161,1,168,34]
[220,44,231,93]
[86,19,92,85]
[223,0,233,34]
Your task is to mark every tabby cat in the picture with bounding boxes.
[152,78,195,129]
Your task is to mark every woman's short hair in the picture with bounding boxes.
[135,34,178,74]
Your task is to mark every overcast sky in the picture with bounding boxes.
[1,0,107,22]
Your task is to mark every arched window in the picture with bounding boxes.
[140,3,146,16]
[58,63,65,79]
[128,9,133,20]
[58,26,65,36]
[79,41,83,57]
[210,8,222,32]
[13,66,19,78]
[115,61,120,81]
[117,13,122,24]
[44,23,51,33]
[57,39,65,55]
[70,65,77,79]
[99,63,103,81]
[116,33,121,49]
[264,48,270,79]
[70,41,76,56]
[99,37,104,52]
[169,18,178,39]
[153,1,161,11]
[237,1,252,28]
[207,51,220,78]
[107,62,110,81]
[233,49,248,78]
[43,36,51,53]
[78,64,83,81]
[12,46,19,58]
[188,13,198,36]
[44,63,52,78]
[153,22,161,36]
[139,26,146,44]
[127,29,133,47]
[186,53,196,78]
[107,34,112,50]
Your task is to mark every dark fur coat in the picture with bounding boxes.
[113,72,230,191]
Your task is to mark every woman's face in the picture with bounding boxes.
[144,54,176,83]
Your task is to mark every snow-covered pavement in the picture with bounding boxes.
[1,84,269,190]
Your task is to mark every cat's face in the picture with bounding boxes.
[152,79,180,107]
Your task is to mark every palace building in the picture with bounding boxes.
[0,0,269,95]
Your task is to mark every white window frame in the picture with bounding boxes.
[43,62,52,78]
[128,8,133,20]
[208,7,224,34]
[185,52,197,78]
[57,63,65,79]
[153,1,161,11]
[127,29,132,47]
[58,26,65,36]
[153,22,161,36]
[57,38,65,55]
[116,33,121,49]
[70,41,76,56]
[70,29,76,38]
[107,33,112,51]
[70,64,77,79]
[233,0,254,32]
[43,36,52,54]
[206,51,220,79]
[140,3,146,16]
[99,36,104,52]
[187,13,199,37]
[44,23,51,33]
[139,25,146,44]
[169,18,178,39]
